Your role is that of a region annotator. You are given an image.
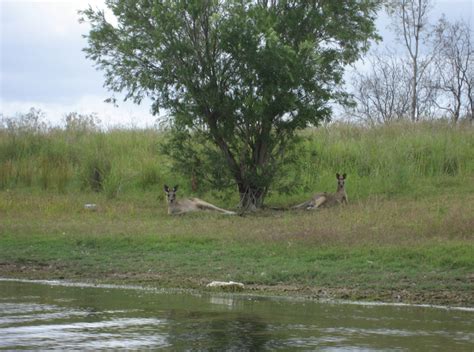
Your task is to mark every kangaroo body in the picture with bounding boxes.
[292,173,348,210]
[164,185,236,215]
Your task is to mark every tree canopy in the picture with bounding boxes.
[81,0,380,209]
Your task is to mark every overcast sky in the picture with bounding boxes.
[1,0,472,128]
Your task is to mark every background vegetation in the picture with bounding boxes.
[1,110,473,206]
[349,0,473,125]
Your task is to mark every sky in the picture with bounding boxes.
[0,0,472,128]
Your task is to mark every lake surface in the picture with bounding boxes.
[0,278,473,351]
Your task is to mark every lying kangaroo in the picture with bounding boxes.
[164,185,236,215]
[292,173,348,210]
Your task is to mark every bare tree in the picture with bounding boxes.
[349,49,412,124]
[416,59,440,119]
[386,0,436,121]
[460,25,474,123]
[432,18,472,123]
[464,56,474,124]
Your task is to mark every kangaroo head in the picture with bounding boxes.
[336,173,346,190]
[164,185,179,204]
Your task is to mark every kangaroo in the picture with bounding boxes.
[164,185,236,215]
[292,173,348,210]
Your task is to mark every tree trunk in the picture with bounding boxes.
[453,93,461,123]
[467,85,474,125]
[237,183,266,212]
[411,62,418,122]
[471,103,474,125]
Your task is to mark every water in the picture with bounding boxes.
[0,279,473,351]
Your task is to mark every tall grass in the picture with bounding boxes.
[1,119,472,204]
[274,120,474,204]
[0,126,177,195]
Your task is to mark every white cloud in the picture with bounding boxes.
[2,1,84,37]
[0,0,132,123]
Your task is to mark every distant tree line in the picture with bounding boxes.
[349,0,473,124]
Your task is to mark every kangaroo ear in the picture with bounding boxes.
[342,173,347,179]
[173,185,179,192]
[336,173,340,179]
[164,185,169,193]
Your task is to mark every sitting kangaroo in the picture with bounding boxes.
[164,185,236,215]
[292,173,348,210]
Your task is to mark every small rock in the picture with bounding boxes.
[84,204,97,211]
[206,281,245,291]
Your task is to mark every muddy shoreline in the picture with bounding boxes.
[1,263,472,308]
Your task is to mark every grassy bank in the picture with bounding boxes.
[1,120,473,202]
[1,189,473,305]
[0,121,473,305]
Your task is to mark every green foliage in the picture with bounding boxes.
[161,128,234,193]
[80,0,381,207]
[1,115,472,205]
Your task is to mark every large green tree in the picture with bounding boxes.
[81,0,380,210]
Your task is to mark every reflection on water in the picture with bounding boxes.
[0,279,473,351]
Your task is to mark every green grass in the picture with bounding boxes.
[0,120,473,305]
[1,189,473,305]
[273,120,474,203]
[1,120,473,203]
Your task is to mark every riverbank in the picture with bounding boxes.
[1,190,473,307]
